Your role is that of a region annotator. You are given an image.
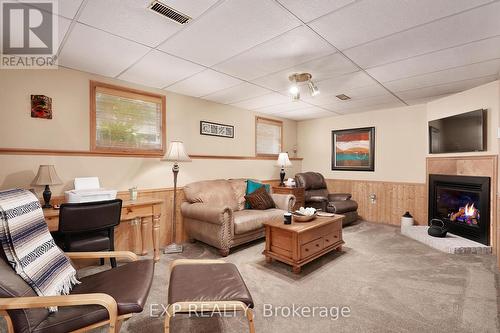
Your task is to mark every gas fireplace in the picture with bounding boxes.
[428,174,490,245]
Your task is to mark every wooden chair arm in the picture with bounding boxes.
[0,293,118,332]
[66,251,138,262]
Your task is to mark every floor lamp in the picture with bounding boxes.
[162,141,191,254]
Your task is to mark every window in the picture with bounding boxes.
[90,81,166,155]
[255,116,283,156]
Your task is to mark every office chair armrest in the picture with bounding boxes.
[0,293,118,332]
[66,251,138,262]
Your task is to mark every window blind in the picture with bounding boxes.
[256,117,282,155]
[94,86,163,152]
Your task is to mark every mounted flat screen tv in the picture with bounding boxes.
[429,109,487,154]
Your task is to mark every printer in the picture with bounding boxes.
[65,177,117,203]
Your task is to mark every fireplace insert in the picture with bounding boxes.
[428,174,490,245]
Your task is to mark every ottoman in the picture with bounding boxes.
[164,259,255,333]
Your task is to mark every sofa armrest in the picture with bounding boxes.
[328,193,352,201]
[271,193,296,211]
[181,202,233,225]
[307,195,328,202]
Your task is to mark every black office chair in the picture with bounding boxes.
[57,199,122,268]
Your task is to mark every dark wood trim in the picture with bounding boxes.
[89,80,167,156]
[0,148,303,160]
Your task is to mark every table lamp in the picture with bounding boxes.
[32,165,62,208]
[276,153,292,186]
[162,141,191,253]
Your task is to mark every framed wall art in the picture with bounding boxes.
[31,95,52,119]
[200,121,234,138]
[332,127,375,171]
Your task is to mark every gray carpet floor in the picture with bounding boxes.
[2,222,499,332]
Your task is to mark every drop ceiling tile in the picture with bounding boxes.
[202,83,271,104]
[396,75,498,101]
[384,59,500,92]
[367,36,500,82]
[231,92,290,110]
[252,53,357,91]
[310,0,494,51]
[344,1,500,69]
[322,94,403,112]
[158,0,301,66]
[277,0,356,22]
[335,101,405,114]
[57,17,72,50]
[274,108,336,120]
[165,69,242,97]
[302,84,389,106]
[213,26,335,80]
[59,23,150,77]
[78,0,182,47]
[254,101,312,114]
[313,71,376,95]
[21,0,84,19]
[160,0,219,18]
[118,50,205,88]
[405,94,453,105]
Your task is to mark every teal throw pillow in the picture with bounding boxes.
[245,180,271,209]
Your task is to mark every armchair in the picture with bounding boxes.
[181,179,295,256]
[0,250,153,333]
[295,172,358,226]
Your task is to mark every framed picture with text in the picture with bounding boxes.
[332,127,375,171]
[200,121,234,138]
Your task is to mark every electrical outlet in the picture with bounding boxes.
[369,193,377,204]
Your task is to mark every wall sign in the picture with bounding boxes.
[200,121,234,138]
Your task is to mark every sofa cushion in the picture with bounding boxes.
[245,180,270,209]
[183,180,239,211]
[229,179,247,211]
[245,187,275,210]
[233,209,284,234]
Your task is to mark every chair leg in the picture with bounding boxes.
[100,258,105,266]
[110,257,117,268]
[0,311,14,333]
[246,308,255,333]
[110,227,117,268]
[164,305,174,333]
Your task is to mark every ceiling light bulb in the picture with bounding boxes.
[308,80,320,96]
[289,83,300,101]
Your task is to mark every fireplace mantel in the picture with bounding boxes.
[426,155,498,266]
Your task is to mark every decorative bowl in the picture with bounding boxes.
[292,212,317,223]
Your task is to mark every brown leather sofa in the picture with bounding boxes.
[0,247,153,333]
[295,172,358,226]
[181,179,295,256]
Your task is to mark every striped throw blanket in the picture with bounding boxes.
[0,189,79,311]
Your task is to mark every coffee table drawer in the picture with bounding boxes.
[300,238,324,259]
[324,230,341,248]
[300,223,339,245]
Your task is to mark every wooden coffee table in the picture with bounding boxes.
[262,215,344,273]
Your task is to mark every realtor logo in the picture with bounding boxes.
[1,0,58,68]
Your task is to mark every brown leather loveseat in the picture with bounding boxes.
[295,172,358,226]
[181,179,295,256]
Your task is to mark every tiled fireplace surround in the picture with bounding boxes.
[425,155,498,260]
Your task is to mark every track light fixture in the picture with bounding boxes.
[288,73,319,101]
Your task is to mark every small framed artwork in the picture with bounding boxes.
[31,95,52,119]
[200,121,234,138]
[332,127,375,171]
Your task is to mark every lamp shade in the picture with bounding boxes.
[32,165,62,186]
[276,153,292,167]
[162,141,191,162]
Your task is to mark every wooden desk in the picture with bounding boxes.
[44,198,163,262]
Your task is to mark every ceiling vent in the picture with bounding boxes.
[148,1,191,25]
[336,94,351,101]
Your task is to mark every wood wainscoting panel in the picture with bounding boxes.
[326,179,426,225]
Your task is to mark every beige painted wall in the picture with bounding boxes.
[427,80,500,157]
[0,68,300,196]
[297,104,428,183]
